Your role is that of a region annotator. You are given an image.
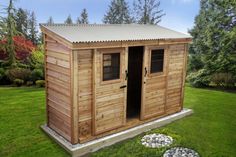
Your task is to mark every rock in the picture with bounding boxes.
[141,133,173,148]
[163,147,200,157]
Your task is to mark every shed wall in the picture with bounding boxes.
[43,26,189,145]
[76,44,188,143]
[45,35,72,141]
[166,45,186,114]
[76,50,93,141]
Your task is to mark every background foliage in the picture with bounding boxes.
[0,0,44,86]
[188,0,236,88]
[1,0,235,89]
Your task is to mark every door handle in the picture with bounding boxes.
[144,67,147,77]
[125,70,128,80]
[120,85,127,89]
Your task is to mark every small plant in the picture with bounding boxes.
[0,68,5,80]
[29,48,44,69]
[13,79,24,87]
[187,69,210,88]
[31,69,44,81]
[6,68,31,82]
[0,68,11,85]
[211,72,235,88]
[35,80,45,87]
[26,81,34,86]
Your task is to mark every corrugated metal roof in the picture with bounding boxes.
[41,24,191,43]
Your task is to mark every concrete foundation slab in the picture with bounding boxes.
[41,108,193,157]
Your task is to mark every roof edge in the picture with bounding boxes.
[40,23,192,38]
[71,37,192,44]
[71,38,192,49]
[40,24,73,48]
[40,23,192,48]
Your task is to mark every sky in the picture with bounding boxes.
[0,0,200,34]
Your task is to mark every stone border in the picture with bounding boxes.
[141,133,173,148]
[41,108,193,157]
[163,147,200,157]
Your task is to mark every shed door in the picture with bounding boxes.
[141,46,168,120]
[93,48,128,135]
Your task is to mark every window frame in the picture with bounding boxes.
[100,48,123,84]
[148,47,166,77]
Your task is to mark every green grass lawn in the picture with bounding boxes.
[0,86,235,157]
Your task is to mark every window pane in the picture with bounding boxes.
[103,53,120,81]
[151,49,164,73]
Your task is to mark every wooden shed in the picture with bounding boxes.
[40,24,192,144]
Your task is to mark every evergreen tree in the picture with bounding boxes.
[38,32,44,45]
[103,0,133,24]
[0,12,6,40]
[76,17,80,24]
[77,8,89,24]
[28,11,38,45]
[0,0,19,66]
[133,0,164,24]
[189,0,236,87]
[15,8,28,38]
[47,16,54,24]
[64,15,73,24]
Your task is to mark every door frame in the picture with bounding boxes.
[140,46,148,120]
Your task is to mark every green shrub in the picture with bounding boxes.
[29,49,44,69]
[187,69,211,88]
[35,80,45,87]
[211,72,236,88]
[187,53,204,73]
[6,68,31,82]
[26,81,34,86]
[0,68,11,85]
[13,79,24,87]
[0,68,5,80]
[31,69,44,81]
[17,63,30,69]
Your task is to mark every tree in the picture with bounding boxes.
[0,36,35,61]
[189,0,236,88]
[38,32,44,45]
[28,11,38,45]
[47,16,54,24]
[15,8,28,38]
[65,15,73,24]
[77,8,89,24]
[0,0,19,66]
[133,0,164,24]
[103,0,133,24]
[0,10,6,40]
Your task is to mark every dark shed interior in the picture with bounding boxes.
[126,46,144,119]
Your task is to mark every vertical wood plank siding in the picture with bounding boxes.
[141,46,168,119]
[166,44,186,114]
[77,50,93,142]
[139,44,187,120]
[93,48,126,135]
[45,35,72,142]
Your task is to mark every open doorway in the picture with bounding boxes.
[126,46,144,120]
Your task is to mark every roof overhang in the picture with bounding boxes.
[40,24,192,50]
